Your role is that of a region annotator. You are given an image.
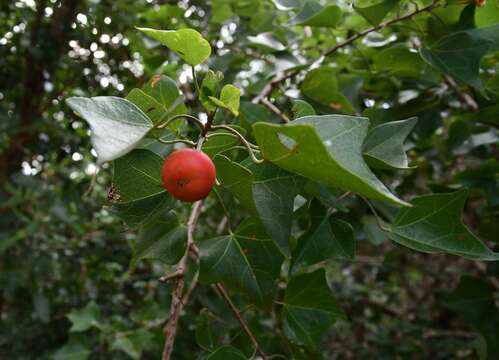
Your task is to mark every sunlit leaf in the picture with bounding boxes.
[208,84,241,116]
[137,27,211,65]
[66,97,153,163]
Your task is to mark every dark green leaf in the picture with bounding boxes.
[282,269,345,350]
[112,149,173,228]
[291,210,355,274]
[130,211,187,271]
[66,301,102,332]
[388,190,499,260]
[206,346,247,360]
[53,339,91,360]
[445,276,499,359]
[420,25,499,90]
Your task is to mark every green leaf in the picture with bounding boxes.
[373,46,429,77]
[246,161,306,256]
[53,339,91,360]
[301,67,355,113]
[292,99,316,119]
[208,84,241,116]
[362,216,387,245]
[199,218,284,307]
[444,276,499,359]
[420,25,499,91]
[213,155,257,214]
[137,27,211,65]
[195,309,229,351]
[110,329,155,360]
[215,156,305,255]
[353,0,400,26]
[113,149,164,202]
[135,75,187,129]
[200,70,224,112]
[282,269,345,350]
[112,193,174,228]
[66,301,101,332]
[291,207,355,274]
[112,149,173,228]
[288,2,342,28]
[247,32,286,52]
[476,0,499,28]
[66,97,153,163]
[206,346,247,360]
[130,211,187,271]
[363,117,418,170]
[253,115,409,206]
[388,190,499,260]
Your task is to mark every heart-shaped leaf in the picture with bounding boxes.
[66,97,153,163]
[137,27,211,65]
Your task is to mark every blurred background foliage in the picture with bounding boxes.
[1,0,498,359]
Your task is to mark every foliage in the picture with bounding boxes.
[1,0,499,359]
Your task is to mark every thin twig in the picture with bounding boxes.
[321,1,440,59]
[214,283,269,360]
[162,200,203,360]
[444,75,479,112]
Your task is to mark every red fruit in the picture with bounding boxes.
[161,148,216,202]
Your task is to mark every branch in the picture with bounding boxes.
[162,200,203,360]
[444,75,479,112]
[214,283,269,360]
[251,1,440,117]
